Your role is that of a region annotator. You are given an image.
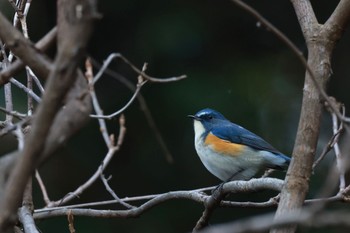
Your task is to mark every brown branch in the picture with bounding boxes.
[194,209,350,233]
[0,11,53,82]
[0,0,98,231]
[325,0,350,39]
[18,179,39,233]
[272,1,350,232]
[230,0,350,124]
[0,26,57,86]
[227,2,350,233]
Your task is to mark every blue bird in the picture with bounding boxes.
[188,108,290,181]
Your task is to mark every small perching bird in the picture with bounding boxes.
[188,108,290,181]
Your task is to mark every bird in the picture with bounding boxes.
[188,108,290,182]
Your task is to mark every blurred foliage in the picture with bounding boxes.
[0,0,350,232]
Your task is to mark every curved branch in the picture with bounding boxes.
[34,178,284,219]
[325,0,350,38]
[93,53,186,83]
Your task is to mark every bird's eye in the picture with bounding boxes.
[207,115,213,120]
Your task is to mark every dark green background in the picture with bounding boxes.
[1,0,350,232]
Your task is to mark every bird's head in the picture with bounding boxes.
[188,108,227,134]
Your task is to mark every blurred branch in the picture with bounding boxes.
[196,209,350,233]
[0,0,98,231]
[0,11,53,83]
[0,26,57,86]
[0,107,26,119]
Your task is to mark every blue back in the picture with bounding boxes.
[195,108,288,157]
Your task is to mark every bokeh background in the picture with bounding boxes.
[1,0,350,232]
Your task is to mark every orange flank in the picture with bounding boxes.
[204,132,245,156]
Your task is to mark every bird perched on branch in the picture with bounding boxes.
[188,108,290,181]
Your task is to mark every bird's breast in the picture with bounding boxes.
[204,133,245,156]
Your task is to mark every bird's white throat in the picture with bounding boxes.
[193,120,206,143]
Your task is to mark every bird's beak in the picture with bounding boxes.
[187,115,200,120]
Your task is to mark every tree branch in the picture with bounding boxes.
[34,178,284,220]
[0,0,98,231]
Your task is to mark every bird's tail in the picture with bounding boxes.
[264,153,291,170]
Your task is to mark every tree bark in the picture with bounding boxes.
[272,1,350,232]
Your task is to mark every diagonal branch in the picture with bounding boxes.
[0,26,57,86]
[325,0,350,38]
[0,0,98,231]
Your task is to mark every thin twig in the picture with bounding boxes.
[0,106,26,119]
[27,68,44,93]
[312,125,343,170]
[100,174,134,209]
[329,103,345,190]
[93,53,186,84]
[90,63,148,119]
[47,115,127,207]
[35,170,51,206]
[90,58,174,163]
[10,78,42,103]
[85,58,111,147]
[67,210,76,233]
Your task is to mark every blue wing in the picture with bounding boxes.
[210,121,282,155]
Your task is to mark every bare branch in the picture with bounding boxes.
[90,63,148,120]
[194,209,350,233]
[90,59,175,163]
[0,106,26,119]
[10,78,41,103]
[85,58,111,147]
[18,206,39,233]
[67,211,76,233]
[93,53,186,84]
[0,26,57,86]
[100,174,134,209]
[230,0,350,124]
[0,0,99,231]
[0,11,53,82]
[35,178,284,220]
[47,115,126,207]
[35,170,51,206]
[325,0,350,38]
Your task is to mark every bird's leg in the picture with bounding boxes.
[211,168,244,195]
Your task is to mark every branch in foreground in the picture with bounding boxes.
[198,209,350,233]
[0,0,98,231]
[0,26,57,86]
